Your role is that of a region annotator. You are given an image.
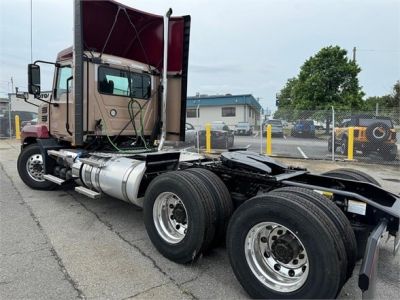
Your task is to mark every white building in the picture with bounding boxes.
[9,91,51,113]
[186,94,262,129]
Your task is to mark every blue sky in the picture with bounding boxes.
[1,0,399,111]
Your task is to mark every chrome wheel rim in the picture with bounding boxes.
[153,192,188,244]
[245,222,309,293]
[26,153,45,182]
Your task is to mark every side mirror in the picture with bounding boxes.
[28,64,41,96]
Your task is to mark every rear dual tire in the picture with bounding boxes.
[227,192,346,298]
[143,169,232,263]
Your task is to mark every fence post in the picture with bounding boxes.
[205,123,211,153]
[259,110,263,154]
[332,106,335,161]
[8,101,12,139]
[15,115,21,140]
[348,127,354,160]
[266,124,272,155]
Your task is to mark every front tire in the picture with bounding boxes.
[227,193,345,298]
[17,144,57,190]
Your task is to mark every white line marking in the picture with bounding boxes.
[283,135,287,140]
[245,144,251,149]
[297,146,308,159]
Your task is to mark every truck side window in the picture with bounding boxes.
[55,66,72,100]
[98,66,151,99]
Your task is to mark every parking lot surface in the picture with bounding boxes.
[1,139,399,299]
[233,134,400,165]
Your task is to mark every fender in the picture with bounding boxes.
[21,124,50,148]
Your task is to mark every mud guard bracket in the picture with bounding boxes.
[358,219,387,299]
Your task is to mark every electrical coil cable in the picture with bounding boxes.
[91,83,154,154]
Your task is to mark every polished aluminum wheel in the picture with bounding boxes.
[245,222,309,293]
[25,153,45,182]
[153,192,188,244]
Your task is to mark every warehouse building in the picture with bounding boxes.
[186,94,262,129]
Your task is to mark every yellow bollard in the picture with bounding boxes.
[205,123,211,153]
[266,124,272,155]
[348,127,354,160]
[15,115,21,140]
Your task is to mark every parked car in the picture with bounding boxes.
[197,122,234,149]
[234,122,253,136]
[291,120,315,137]
[21,117,38,129]
[329,115,397,161]
[263,119,284,137]
[184,123,197,145]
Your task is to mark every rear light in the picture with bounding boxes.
[391,132,397,141]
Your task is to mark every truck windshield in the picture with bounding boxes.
[98,66,151,99]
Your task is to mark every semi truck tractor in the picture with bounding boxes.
[17,1,399,298]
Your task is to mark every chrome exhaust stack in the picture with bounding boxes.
[158,8,173,151]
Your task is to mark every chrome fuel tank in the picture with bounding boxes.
[75,156,146,207]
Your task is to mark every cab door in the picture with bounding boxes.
[49,64,73,141]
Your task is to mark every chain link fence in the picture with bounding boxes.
[167,108,399,165]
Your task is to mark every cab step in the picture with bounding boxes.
[43,174,65,185]
[75,186,101,199]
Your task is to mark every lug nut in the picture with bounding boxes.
[299,254,304,259]
[169,204,174,209]
[277,230,283,235]
[176,224,180,230]
[170,215,174,220]
[271,235,277,241]
[274,264,281,271]
[260,236,267,243]
[289,270,295,277]
[293,259,298,265]
[302,266,307,272]
[263,251,270,258]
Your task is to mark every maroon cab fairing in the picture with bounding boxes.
[21,124,50,141]
[81,0,190,73]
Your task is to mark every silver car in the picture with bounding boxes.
[184,123,197,144]
[264,119,284,137]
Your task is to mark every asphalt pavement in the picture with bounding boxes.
[1,139,399,299]
[232,134,400,165]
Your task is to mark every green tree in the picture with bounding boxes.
[364,81,400,124]
[275,46,365,130]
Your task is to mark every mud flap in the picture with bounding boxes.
[358,220,387,299]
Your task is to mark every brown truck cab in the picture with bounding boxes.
[24,0,190,150]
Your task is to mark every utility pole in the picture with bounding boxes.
[10,77,14,92]
[30,0,33,62]
[352,46,356,62]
